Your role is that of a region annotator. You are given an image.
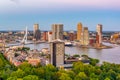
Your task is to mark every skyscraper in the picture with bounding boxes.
[33,24,41,41]
[81,27,89,46]
[50,41,65,67]
[96,24,102,46]
[52,24,63,40]
[77,23,82,41]
[34,24,39,31]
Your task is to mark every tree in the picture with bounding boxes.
[104,77,110,80]
[107,69,117,80]
[22,47,30,51]
[89,58,99,66]
[7,76,17,80]
[43,64,57,80]
[23,75,39,80]
[33,67,45,78]
[45,64,57,72]
[84,64,95,76]
[0,58,4,68]
[81,55,89,59]
[73,54,80,58]
[52,72,61,80]
[100,62,111,72]
[18,62,32,71]
[74,72,89,80]
[99,72,107,80]
[116,74,120,80]
[10,69,25,78]
[59,73,72,80]
[66,70,76,80]
[90,73,99,80]
[73,62,85,74]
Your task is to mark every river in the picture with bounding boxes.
[24,42,120,64]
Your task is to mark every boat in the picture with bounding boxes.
[65,41,73,46]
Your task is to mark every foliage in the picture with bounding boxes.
[7,76,17,80]
[18,47,30,51]
[59,73,72,80]
[81,54,89,58]
[10,69,25,78]
[23,75,39,80]
[73,54,80,58]
[89,58,99,66]
[1,52,120,80]
[75,72,89,80]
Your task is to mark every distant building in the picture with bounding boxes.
[33,24,41,41]
[89,38,96,45]
[0,40,5,51]
[74,33,77,40]
[52,24,63,40]
[81,27,89,46]
[13,61,22,67]
[110,33,119,42]
[41,48,49,54]
[8,31,13,35]
[63,31,69,40]
[48,31,52,42]
[68,31,74,41]
[44,31,48,41]
[77,23,82,41]
[41,31,48,41]
[50,41,65,67]
[28,59,40,66]
[96,24,102,46]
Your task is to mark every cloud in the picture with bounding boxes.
[0,0,120,14]
[16,0,120,10]
[10,0,19,3]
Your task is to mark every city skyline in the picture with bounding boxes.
[0,0,120,31]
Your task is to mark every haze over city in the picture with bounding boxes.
[1,1,120,80]
[0,0,120,31]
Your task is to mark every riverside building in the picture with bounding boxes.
[96,24,102,46]
[81,27,89,46]
[77,23,82,41]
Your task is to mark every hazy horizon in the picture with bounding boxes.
[0,0,120,31]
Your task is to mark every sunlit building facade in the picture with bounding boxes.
[81,27,89,46]
[77,23,82,41]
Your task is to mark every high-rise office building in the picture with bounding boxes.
[77,23,82,41]
[81,27,89,46]
[33,24,41,41]
[50,41,65,67]
[34,24,39,31]
[96,24,102,46]
[52,24,63,40]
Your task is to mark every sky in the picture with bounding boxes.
[0,0,120,31]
